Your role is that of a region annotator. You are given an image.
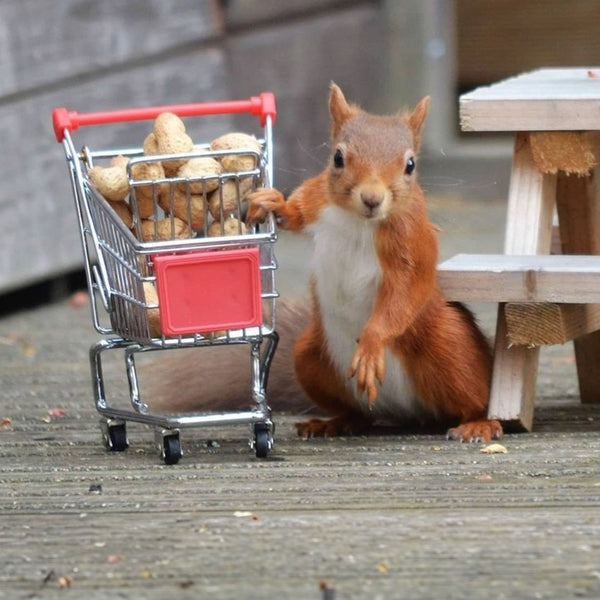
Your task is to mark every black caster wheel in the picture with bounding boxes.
[157,430,182,465]
[102,420,129,452]
[163,435,182,465]
[253,423,272,459]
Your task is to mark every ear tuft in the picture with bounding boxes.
[329,82,354,140]
[407,96,430,151]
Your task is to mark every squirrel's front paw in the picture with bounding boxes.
[246,188,286,225]
[347,341,385,404]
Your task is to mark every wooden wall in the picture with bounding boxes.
[3,0,413,294]
[456,0,600,90]
[6,0,597,295]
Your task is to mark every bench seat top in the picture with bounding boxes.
[438,253,600,303]
[460,68,600,132]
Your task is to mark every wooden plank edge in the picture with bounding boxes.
[438,254,600,303]
[459,98,600,132]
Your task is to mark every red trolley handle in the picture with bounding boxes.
[52,92,276,143]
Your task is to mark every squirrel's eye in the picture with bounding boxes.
[404,157,415,175]
[333,149,344,169]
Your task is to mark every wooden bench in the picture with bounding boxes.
[438,254,600,346]
[447,68,600,431]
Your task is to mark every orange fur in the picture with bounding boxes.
[247,83,502,443]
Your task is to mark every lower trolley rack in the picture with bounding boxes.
[93,334,278,464]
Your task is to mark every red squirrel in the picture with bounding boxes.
[245,83,502,443]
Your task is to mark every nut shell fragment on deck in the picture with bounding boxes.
[480,443,507,454]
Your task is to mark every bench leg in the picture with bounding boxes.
[488,133,556,430]
[556,169,600,403]
[488,305,538,430]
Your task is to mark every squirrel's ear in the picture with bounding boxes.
[329,82,353,139]
[407,95,430,151]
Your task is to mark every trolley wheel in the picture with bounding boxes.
[162,433,182,465]
[103,421,129,452]
[253,423,271,459]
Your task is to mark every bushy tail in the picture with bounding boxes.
[140,299,311,414]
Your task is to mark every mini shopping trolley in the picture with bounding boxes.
[52,94,279,464]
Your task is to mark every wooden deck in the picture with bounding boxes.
[1,292,600,599]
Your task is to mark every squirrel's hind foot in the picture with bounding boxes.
[446,419,503,443]
[295,414,372,438]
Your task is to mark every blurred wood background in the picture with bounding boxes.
[1,0,599,296]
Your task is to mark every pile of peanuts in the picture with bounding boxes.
[87,112,262,242]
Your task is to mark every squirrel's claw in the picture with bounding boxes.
[246,188,286,226]
[348,342,385,404]
[446,420,503,443]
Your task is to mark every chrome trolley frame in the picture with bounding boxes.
[53,95,279,463]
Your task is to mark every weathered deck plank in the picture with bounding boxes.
[1,299,600,599]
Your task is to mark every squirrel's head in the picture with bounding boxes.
[327,82,430,221]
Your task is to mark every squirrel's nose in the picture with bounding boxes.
[361,193,383,210]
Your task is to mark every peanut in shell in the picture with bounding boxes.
[107,201,133,229]
[176,157,222,194]
[130,160,167,217]
[143,281,161,337]
[140,216,191,241]
[158,188,206,231]
[210,132,262,172]
[208,216,247,237]
[153,112,194,175]
[208,177,254,220]
[88,155,129,202]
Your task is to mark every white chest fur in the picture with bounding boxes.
[310,206,420,421]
